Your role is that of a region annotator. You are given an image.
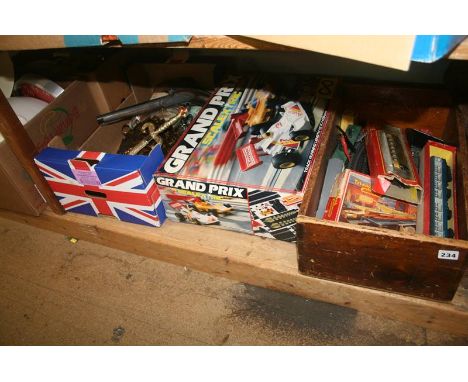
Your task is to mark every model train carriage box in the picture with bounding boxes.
[155,75,336,242]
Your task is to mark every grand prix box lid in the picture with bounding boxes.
[155,74,336,194]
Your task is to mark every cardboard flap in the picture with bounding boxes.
[371,176,391,195]
[35,147,82,181]
[47,135,68,149]
[245,35,416,71]
[80,93,137,153]
[26,81,100,150]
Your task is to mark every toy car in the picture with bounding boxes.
[169,201,221,225]
[215,91,316,171]
[189,200,233,216]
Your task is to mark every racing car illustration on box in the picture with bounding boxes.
[169,200,221,226]
[188,199,233,216]
[214,90,316,171]
[166,193,235,226]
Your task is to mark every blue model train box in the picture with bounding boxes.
[155,75,336,242]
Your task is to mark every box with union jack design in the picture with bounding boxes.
[32,60,219,227]
[35,144,166,227]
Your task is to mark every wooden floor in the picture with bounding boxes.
[1,208,468,340]
[1,215,467,345]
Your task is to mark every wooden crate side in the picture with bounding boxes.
[342,84,452,130]
[455,105,468,240]
[300,99,340,217]
[297,216,468,300]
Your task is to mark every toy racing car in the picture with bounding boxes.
[215,91,316,171]
[188,199,233,216]
[169,201,221,226]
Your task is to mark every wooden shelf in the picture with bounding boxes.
[1,35,467,61]
[0,35,294,52]
[0,35,467,339]
[184,36,296,51]
[0,35,191,51]
[449,38,468,59]
[191,35,468,60]
[1,207,467,336]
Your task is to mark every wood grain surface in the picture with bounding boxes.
[0,91,64,214]
[449,38,468,60]
[0,207,467,336]
[0,36,466,61]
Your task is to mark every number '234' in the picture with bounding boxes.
[438,250,459,261]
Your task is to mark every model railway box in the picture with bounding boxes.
[155,75,336,242]
[418,141,458,239]
[296,83,468,301]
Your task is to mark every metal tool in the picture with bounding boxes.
[97,89,209,125]
[125,106,188,155]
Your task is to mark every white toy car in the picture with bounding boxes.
[237,100,315,170]
[171,202,221,226]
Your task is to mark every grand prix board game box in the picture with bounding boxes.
[155,74,336,242]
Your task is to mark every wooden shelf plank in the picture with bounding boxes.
[0,35,191,51]
[0,35,291,52]
[449,38,468,60]
[1,207,467,336]
[185,36,296,51]
[0,36,65,51]
[2,35,467,61]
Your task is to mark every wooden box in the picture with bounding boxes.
[296,83,468,301]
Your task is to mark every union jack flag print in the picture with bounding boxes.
[35,147,166,227]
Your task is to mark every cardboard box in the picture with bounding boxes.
[323,169,418,232]
[34,144,167,227]
[418,140,458,238]
[365,124,422,204]
[412,35,466,63]
[34,62,215,226]
[246,36,416,70]
[155,75,336,242]
[246,35,466,70]
[0,65,130,216]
